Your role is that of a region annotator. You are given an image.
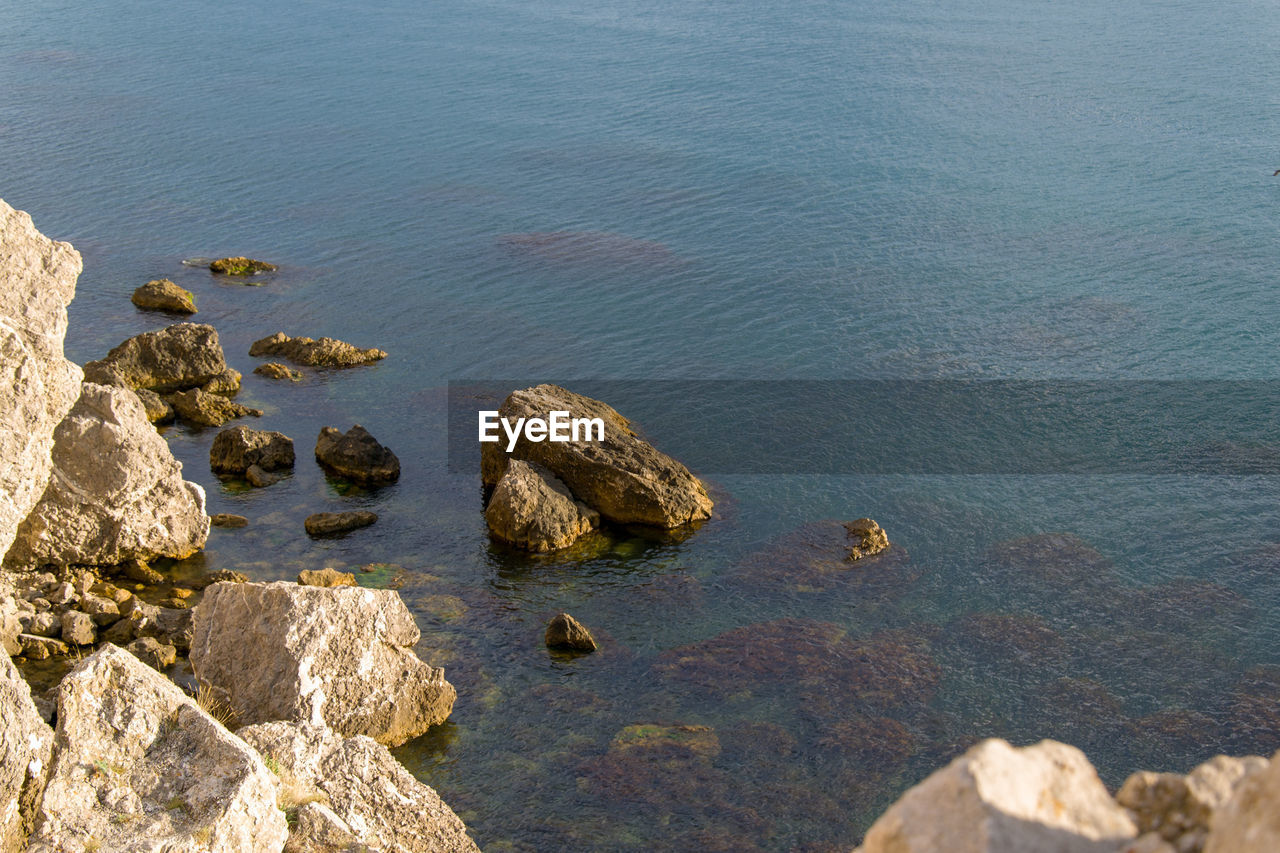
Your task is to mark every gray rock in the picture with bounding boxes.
[130,278,196,314]
[253,362,302,381]
[486,459,598,551]
[82,322,229,393]
[1119,755,1267,853]
[0,199,83,565]
[210,425,295,475]
[46,583,76,608]
[191,581,456,746]
[59,611,95,646]
[126,636,177,670]
[209,514,249,528]
[545,613,598,652]
[0,596,20,658]
[155,607,194,653]
[284,802,361,853]
[297,568,357,588]
[133,388,175,425]
[0,650,54,853]
[4,384,209,569]
[27,644,288,853]
[166,387,262,428]
[249,332,386,367]
[304,511,378,537]
[245,464,282,488]
[858,738,1136,853]
[100,617,135,646]
[314,424,400,485]
[480,384,713,528]
[240,721,480,853]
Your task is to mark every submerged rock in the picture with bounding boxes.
[304,511,377,537]
[209,514,249,529]
[27,644,288,853]
[314,424,400,485]
[130,278,196,314]
[249,332,386,367]
[0,650,54,853]
[209,425,295,475]
[209,256,276,276]
[858,739,1136,853]
[83,323,230,393]
[486,460,598,551]
[191,581,456,746]
[730,519,918,596]
[545,612,597,652]
[239,721,480,853]
[5,384,209,569]
[0,198,83,564]
[166,388,262,428]
[481,384,712,528]
[252,362,302,381]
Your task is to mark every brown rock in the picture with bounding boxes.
[199,367,241,395]
[846,518,889,560]
[210,425,295,474]
[130,278,196,314]
[304,511,378,537]
[82,322,230,393]
[126,636,177,669]
[210,513,249,528]
[545,613,597,652]
[245,464,282,487]
[298,568,358,588]
[249,332,386,367]
[166,387,262,427]
[485,459,598,551]
[209,256,276,275]
[314,424,400,484]
[132,388,175,425]
[253,362,302,381]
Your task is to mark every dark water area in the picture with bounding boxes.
[7,0,1280,848]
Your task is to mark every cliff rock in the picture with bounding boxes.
[0,650,53,853]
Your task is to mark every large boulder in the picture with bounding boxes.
[1204,751,1280,853]
[82,323,229,393]
[190,582,455,746]
[857,739,1136,853]
[314,424,400,484]
[485,459,598,551]
[249,332,386,367]
[1120,755,1267,853]
[27,644,287,853]
[4,384,209,569]
[481,384,712,527]
[0,650,54,853]
[210,425,295,475]
[0,199,83,563]
[240,721,480,853]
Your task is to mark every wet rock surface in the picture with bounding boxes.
[304,511,378,537]
[313,424,400,485]
[545,612,597,652]
[252,362,302,381]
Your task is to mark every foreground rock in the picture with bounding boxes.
[857,739,1136,853]
[83,323,230,393]
[209,257,276,276]
[0,199,83,563]
[314,425,400,484]
[545,613,597,652]
[5,384,209,569]
[1120,755,1267,853]
[166,388,262,428]
[28,644,287,853]
[130,279,196,314]
[191,581,456,746]
[240,721,480,853]
[481,384,712,528]
[0,651,53,853]
[486,459,598,551]
[304,511,377,537]
[210,425,295,475]
[1204,752,1280,852]
[249,332,386,367]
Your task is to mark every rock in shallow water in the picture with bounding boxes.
[314,424,400,484]
[545,612,597,652]
[210,425,294,475]
[249,332,385,367]
[252,361,302,381]
[297,568,357,588]
[304,511,378,537]
[83,322,230,393]
[486,459,598,551]
[166,387,262,428]
[209,256,276,276]
[130,278,196,314]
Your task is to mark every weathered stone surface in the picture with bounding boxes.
[314,425,400,485]
[18,635,67,660]
[0,199,83,564]
[845,518,890,560]
[545,612,597,652]
[118,557,165,585]
[199,367,241,396]
[297,568,357,588]
[239,721,480,853]
[5,384,209,569]
[126,636,177,670]
[480,384,712,528]
[244,464,281,488]
[79,595,120,627]
[210,425,295,475]
[209,257,276,276]
[28,644,288,853]
[249,332,386,367]
[132,388,175,425]
[193,569,248,588]
[209,514,249,529]
[191,581,456,746]
[285,802,360,853]
[0,650,53,853]
[1204,751,1280,853]
[130,279,196,314]
[1118,755,1267,853]
[486,460,598,551]
[252,362,302,381]
[59,611,95,646]
[82,323,229,393]
[858,739,1136,853]
[304,511,377,537]
[166,388,262,428]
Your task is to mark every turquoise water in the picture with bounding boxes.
[7,0,1280,848]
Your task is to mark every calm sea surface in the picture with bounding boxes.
[6,0,1280,848]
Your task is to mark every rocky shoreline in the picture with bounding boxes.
[5,195,1280,851]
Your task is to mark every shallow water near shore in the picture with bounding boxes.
[7,0,1280,848]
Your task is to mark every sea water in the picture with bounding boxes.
[5,0,1280,847]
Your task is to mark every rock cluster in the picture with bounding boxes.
[481,385,713,551]
[249,332,386,367]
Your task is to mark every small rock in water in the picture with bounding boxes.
[119,557,165,585]
[304,511,378,537]
[249,332,386,367]
[314,425,400,485]
[193,569,250,589]
[210,513,249,528]
[846,518,890,560]
[245,464,282,488]
[209,256,277,276]
[298,568,358,588]
[210,425,295,474]
[166,388,262,427]
[199,367,242,395]
[19,634,68,660]
[131,278,196,314]
[545,613,597,652]
[253,362,302,381]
